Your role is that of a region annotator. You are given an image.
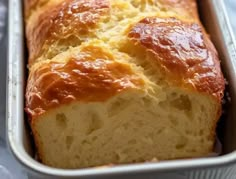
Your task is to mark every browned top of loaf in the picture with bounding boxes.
[25,0,110,65]
[25,0,225,120]
[128,17,225,101]
[25,45,145,119]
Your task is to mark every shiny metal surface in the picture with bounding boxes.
[7,0,236,178]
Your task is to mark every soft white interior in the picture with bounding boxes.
[35,88,218,169]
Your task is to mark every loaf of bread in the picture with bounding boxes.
[25,0,225,169]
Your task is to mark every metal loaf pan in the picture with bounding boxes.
[7,0,236,178]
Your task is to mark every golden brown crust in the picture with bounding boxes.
[24,0,38,17]
[128,17,225,101]
[26,0,110,65]
[24,0,37,15]
[25,45,145,120]
[24,0,49,18]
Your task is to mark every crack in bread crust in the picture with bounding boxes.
[26,0,110,64]
[128,17,224,101]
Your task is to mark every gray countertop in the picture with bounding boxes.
[0,0,235,178]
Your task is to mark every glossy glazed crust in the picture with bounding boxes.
[128,17,225,101]
[26,0,110,65]
[25,45,145,119]
[25,0,225,121]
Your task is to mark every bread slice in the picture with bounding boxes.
[25,0,225,169]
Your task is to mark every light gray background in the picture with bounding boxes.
[0,0,235,178]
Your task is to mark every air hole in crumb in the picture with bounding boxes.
[169,116,178,126]
[114,153,120,162]
[200,105,205,112]
[123,123,129,130]
[115,151,126,162]
[136,120,144,127]
[128,139,137,145]
[75,155,80,160]
[175,137,187,149]
[92,136,98,141]
[66,136,74,150]
[175,143,186,149]
[159,100,168,109]
[176,144,184,149]
[186,130,191,135]
[108,98,127,117]
[142,98,152,107]
[56,113,67,128]
[156,128,165,135]
[86,113,104,135]
[199,129,204,136]
[81,140,90,145]
[170,95,192,111]
[170,92,177,98]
